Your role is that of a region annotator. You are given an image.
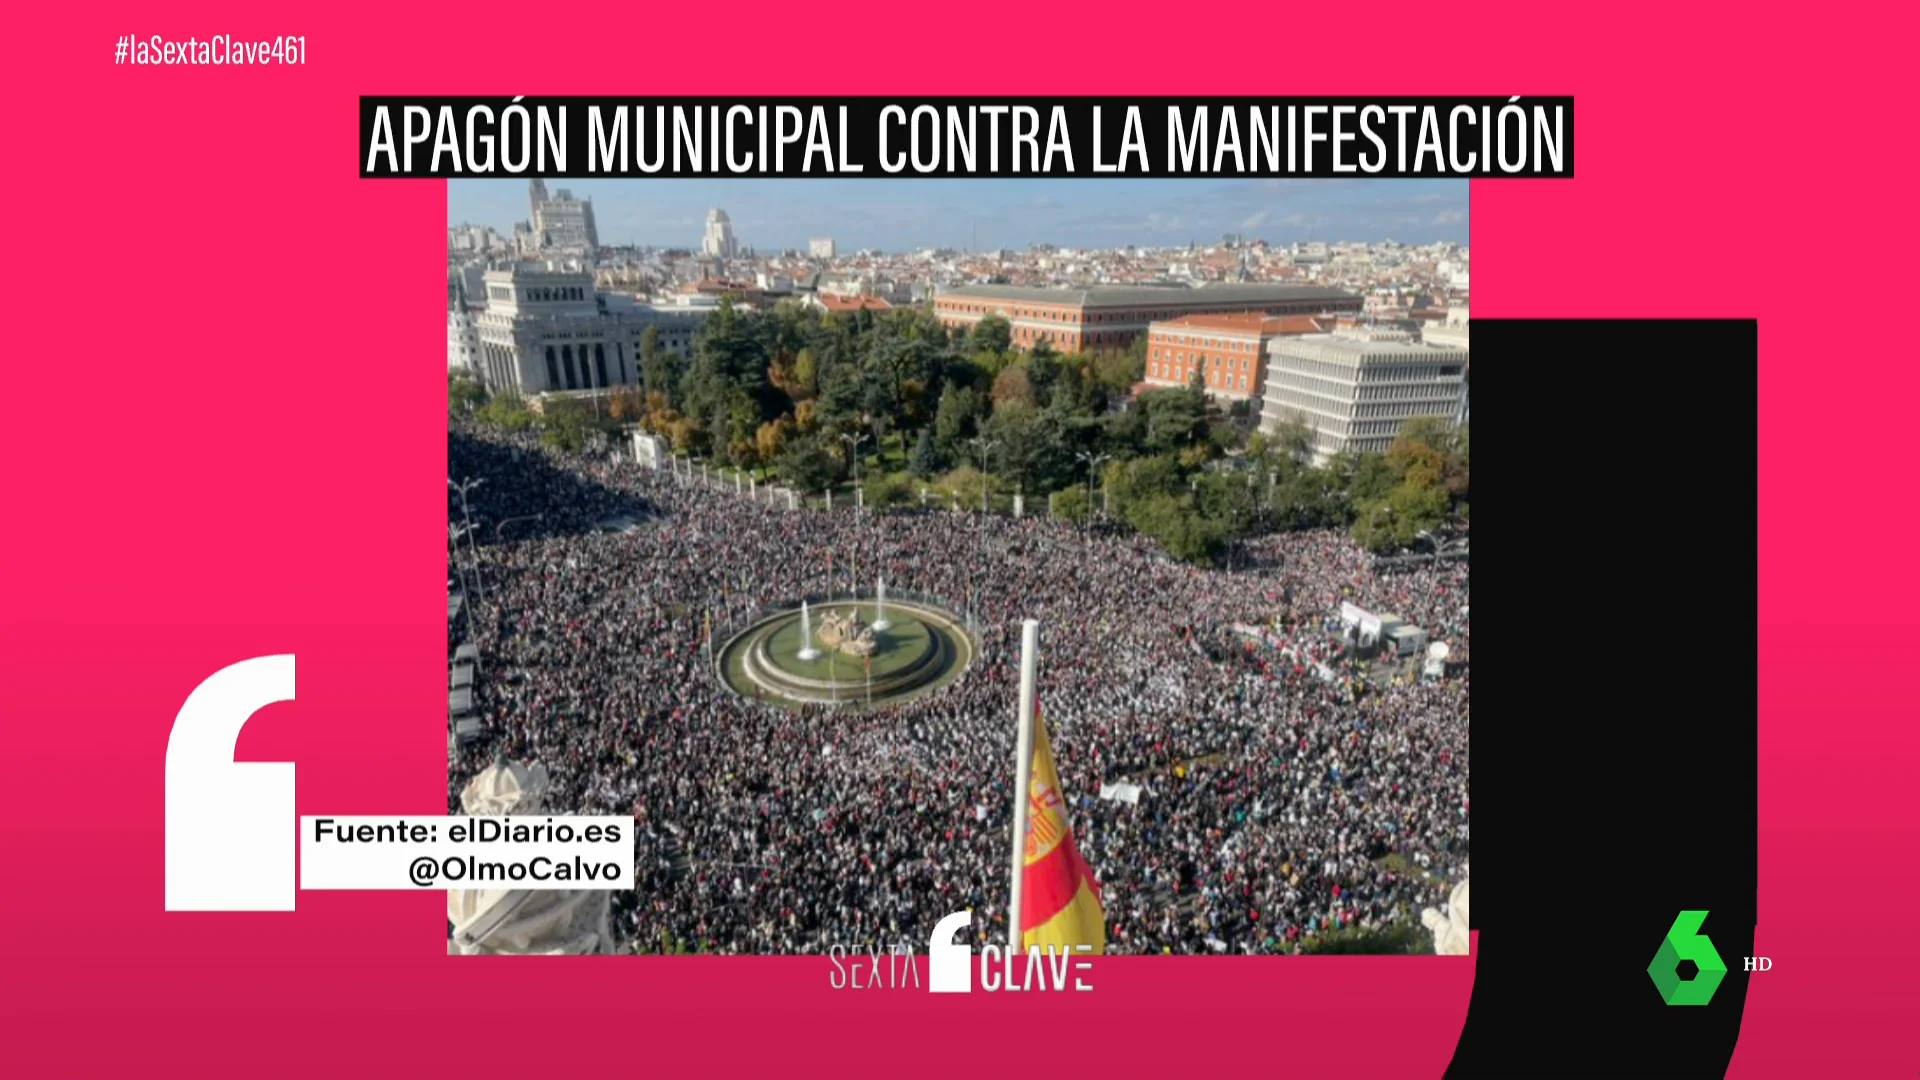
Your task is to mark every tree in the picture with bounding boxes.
[1388,416,1468,501]
[1206,419,1244,454]
[815,360,865,432]
[755,417,793,476]
[1106,400,1146,448]
[1129,493,1224,563]
[667,415,706,455]
[1088,345,1143,397]
[991,364,1036,410]
[541,402,592,452]
[1450,423,1470,503]
[932,465,989,508]
[1104,454,1182,518]
[1347,451,1398,505]
[968,314,1012,355]
[863,471,911,509]
[777,436,839,493]
[1384,479,1449,545]
[933,384,983,456]
[794,399,821,435]
[1352,480,1447,552]
[792,348,818,397]
[1268,408,1315,467]
[640,325,671,403]
[1273,464,1350,530]
[449,371,488,415]
[1391,416,1459,458]
[475,394,533,432]
[710,401,735,466]
[1245,431,1270,465]
[729,438,760,476]
[611,385,648,421]
[1052,484,1091,523]
[984,399,1071,493]
[1141,387,1205,452]
[680,296,757,423]
[1024,346,1062,407]
[908,429,939,478]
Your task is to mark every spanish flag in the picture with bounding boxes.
[1021,701,1106,953]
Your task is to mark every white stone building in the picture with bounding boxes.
[809,237,836,258]
[447,282,481,374]
[528,180,599,257]
[702,208,739,259]
[472,265,706,397]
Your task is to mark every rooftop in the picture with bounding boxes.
[1153,312,1331,335]
[818,294,893,313]
[937,282,1357,309]
[1269,333,1470,360]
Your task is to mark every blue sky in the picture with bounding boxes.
[448,178,1467,252]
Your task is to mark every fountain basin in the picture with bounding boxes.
[716,600,975,709]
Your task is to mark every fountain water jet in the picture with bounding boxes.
[872,577,891,632]
[795,600,821,661]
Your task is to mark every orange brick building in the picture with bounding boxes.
[934,283,1360,354]
[1143,313,1331,400]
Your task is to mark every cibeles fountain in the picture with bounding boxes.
[816,609,878,656]
[715,579,974,708]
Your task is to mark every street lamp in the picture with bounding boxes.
[448,523,478,643]
[969,437,1000,515]
[448,476,486,603]
[1075,451,1110,535]
[495,513,544,542]
[1417,528,1465,564]
[839,431,870,512]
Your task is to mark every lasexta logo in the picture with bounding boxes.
[1647,909,1727,1006]
[928,910,972,993]
[164,654,297,911]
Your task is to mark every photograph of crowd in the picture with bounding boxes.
[446,181,1469,954]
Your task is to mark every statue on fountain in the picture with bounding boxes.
[816,610,878,657]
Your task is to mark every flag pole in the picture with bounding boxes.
[1008,618,1039,948]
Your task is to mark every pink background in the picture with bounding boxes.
[1,2,1904,1076]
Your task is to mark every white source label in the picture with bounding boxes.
[299,816,633,890]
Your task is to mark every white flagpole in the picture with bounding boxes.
[1008,618,1039,948]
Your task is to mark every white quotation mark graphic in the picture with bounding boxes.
[929,909,973,993]
[164,654,296,911]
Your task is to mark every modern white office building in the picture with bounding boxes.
[809,237,836,258]
[1419,309,1470,426]
[1260,330,1468,461]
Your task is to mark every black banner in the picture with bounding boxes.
[360,96,1572,179]
[1446,319,1757,1078]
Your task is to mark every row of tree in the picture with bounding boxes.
[450,299,1468,558]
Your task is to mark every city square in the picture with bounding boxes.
[446,179,1468,955]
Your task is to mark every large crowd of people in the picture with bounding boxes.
[448,422,1469,954]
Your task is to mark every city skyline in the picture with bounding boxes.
[449,178,1468,252]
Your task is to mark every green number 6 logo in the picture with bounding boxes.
[1647,910,1727,1006]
